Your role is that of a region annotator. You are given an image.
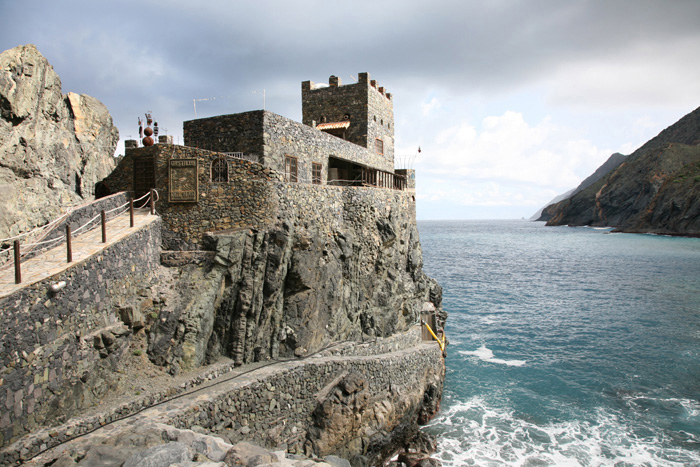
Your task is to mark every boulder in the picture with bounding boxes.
[123,442,192,467]
[0,44,118,239]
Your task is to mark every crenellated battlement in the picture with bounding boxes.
[302,72,395,163]
[302,72,393,101]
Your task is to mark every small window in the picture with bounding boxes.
[375,138,384,155]
[285,155,298,182]
[312,163,322,184]
[211,157,228,182]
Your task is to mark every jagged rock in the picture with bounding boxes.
[147,201,443,372]
[75,445,133,466]
[147,263,227,371]
[323,455,352,467]
[417,383,441,425]
[0,44,118,239]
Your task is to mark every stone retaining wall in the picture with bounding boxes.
[168,343,444,460]
[273,180,416,238]
[99,144,415,251]
[0,217,162,449]
[0,327,433,464]
[100,144,280,249]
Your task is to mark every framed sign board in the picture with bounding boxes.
[169,159,199,203]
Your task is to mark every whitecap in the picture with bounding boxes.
[459,345,526,367]
[428,399,700,467]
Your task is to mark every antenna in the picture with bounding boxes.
[192,95,233,118]
[252,89,266,110]
[349,75,357,82]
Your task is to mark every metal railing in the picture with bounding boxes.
[221,152,261,163]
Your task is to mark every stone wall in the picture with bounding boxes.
[262,111,394,181]
[183,111,265,159]
[100,144,280,249]
[0,217,162,448]
[184,110,394,184]
[169,342,444,465]
[100,144,411,250]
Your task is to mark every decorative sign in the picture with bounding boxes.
[169,159,199,203]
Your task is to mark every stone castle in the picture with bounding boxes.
[101,72,415,250]
[1,67,444,466]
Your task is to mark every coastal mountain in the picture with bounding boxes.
[535,152,626,221]
[544,106,700,235]
[0,44,118,239]
[530,188,575,221]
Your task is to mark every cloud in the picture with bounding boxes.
[418,111,611,191]
[545,36,700,109]
[2,0,700,219]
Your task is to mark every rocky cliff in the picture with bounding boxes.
[148,193,444,374]
[545,106,700,234]
[0,44,118,239]
[0,46,446,466]
[536,152,626,222]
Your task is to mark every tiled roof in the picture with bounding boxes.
[316,121,350,130]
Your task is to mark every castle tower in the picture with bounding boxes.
[301,72,394,164]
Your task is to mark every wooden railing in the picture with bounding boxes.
[1,190,158,285]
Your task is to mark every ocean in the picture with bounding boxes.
[417,220,700,467]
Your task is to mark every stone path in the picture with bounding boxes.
[7,329,438,465]
[0,209,158,299]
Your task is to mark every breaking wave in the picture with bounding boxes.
[429,397,700,467]
[459,345,527,367]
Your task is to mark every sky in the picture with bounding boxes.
[3,0,700,220]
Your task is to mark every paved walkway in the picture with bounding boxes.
[0,209,159,299]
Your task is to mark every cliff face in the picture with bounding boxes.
[545,106,700,234]
[536,153,626,222]
[0,44,118,239]
[147,190,443,373]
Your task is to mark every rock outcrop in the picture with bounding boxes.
[24,422,356,467]
[147,201,443,373]
[0,44,118,239]
[535,152,626,221]
[545,106,700,235]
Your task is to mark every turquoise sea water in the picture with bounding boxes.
[417,220,700,467]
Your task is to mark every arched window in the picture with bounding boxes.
[211,157,229,183]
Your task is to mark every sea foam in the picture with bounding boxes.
[429,398,700,467]
[459,345,526,367]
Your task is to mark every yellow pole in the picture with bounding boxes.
[421,320,445,352]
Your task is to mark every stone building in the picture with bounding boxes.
[101,72,415,249]
[184,72,400,187]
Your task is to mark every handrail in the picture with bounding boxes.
[1,190,159,282]
[421,319,446,354]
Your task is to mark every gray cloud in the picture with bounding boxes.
[3,0,700,217]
